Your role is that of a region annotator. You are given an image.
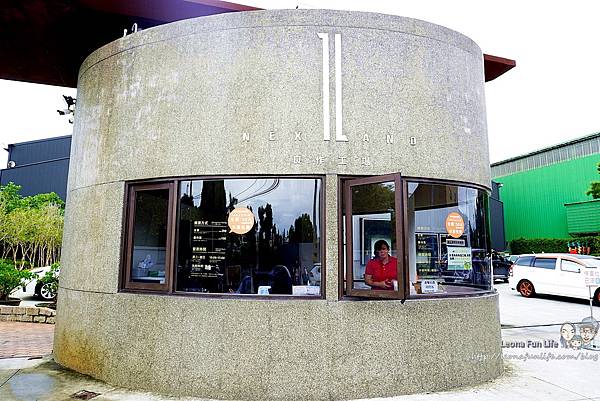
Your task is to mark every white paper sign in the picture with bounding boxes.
[584,270,600,287]
[447,246,472,271]
[292,286,321,295]
[421,279,439,293]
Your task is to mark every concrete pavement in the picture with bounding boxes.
[2,339,598,401]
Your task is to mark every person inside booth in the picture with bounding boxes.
[364,240,398,290]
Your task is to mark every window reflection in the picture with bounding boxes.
[177,178,321,296]
[407,182,491,296]
[130,189,170,285]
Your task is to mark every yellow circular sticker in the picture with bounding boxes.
[445,212,465,239]
[228,207,255,235]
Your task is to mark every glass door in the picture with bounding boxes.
[344,174,404,299]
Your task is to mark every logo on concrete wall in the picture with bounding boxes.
[318,33,347,142]
[237,32,419,162]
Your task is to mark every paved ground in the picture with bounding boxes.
[0,322,54,359]
[1,283,599,400]
[497,281,600,328]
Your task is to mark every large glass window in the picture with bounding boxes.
[406,181,491,297]
[176,178,322,296]
[342,177,491,299]
[121,175,492,300]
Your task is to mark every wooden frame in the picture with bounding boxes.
[120,175,326,299]
[122,182,175,292]
[339,175,494,300]
[344,173,405,299]
[403,178,493,299]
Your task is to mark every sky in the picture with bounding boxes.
[1,0,599,167]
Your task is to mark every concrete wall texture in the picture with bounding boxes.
[55,9,501,400]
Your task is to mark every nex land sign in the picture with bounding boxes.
[239,32,418,167]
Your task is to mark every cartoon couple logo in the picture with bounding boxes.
[560,316,599,350]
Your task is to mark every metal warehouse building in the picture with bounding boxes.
[491,132,600,244]
[0,136,71,200]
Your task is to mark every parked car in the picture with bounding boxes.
[492,251,512,283]
[509,253,600,304]
[12,265,59,300]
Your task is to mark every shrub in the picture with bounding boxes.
[39,262,60,298]
[0,261,34,301]
[510,236,600,255]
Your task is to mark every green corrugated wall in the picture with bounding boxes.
[494,154,600,242]
[565,199,600,235]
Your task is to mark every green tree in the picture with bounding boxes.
[0,183,64,268]
[586,162,600,199]
[0,182,24,213]
[22,192,65,210]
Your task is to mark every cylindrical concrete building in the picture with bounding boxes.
[55,9,502,401]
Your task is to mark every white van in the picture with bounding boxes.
[508,254,600,304]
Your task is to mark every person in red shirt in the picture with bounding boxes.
[364,239,397,290]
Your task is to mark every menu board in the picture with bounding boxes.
[415,233,438,277]
[190,220,227,278]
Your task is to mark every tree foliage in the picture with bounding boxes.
[0,260,34,300]
[586,162,600,199]
[288,213,314,243]
[0,183,64,269]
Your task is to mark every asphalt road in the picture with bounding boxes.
[496,281,600,327]
[493,282,600,401]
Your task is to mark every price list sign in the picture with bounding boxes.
[191,220,227,278]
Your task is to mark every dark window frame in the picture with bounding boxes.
[404,178,492,298]
[344,173,405,300]
[339,175,493,300]
[121,182,177,292]
[120,175,326,300]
